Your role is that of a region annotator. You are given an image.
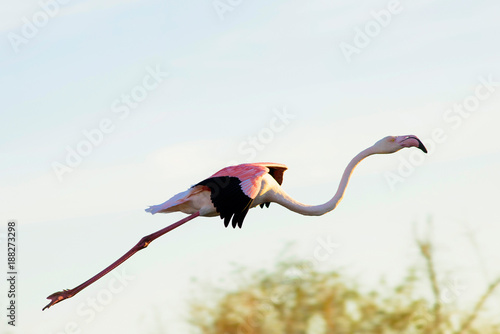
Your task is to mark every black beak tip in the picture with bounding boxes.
[417,140,427,154]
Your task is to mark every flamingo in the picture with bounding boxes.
[43,135,427,310]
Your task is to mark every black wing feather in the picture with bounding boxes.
[195,176,253,229]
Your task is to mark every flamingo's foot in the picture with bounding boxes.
[43,289,74,311]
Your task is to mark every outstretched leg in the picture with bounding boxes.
[43,211,200,310]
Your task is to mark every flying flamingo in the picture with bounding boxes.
[43,135,427,310]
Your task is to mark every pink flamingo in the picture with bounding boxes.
[43,135,426,310]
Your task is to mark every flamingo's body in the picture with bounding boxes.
[145,162,288,228]
[43,135,427,310]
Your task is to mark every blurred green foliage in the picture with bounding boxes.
[188,240,500,334]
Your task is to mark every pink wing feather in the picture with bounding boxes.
[209,162,287,199]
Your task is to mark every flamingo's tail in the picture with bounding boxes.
[145,204,164,215]
[145,188,195,214]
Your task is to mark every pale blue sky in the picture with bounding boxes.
[1,0,500,333]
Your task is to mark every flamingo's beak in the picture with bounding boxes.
[397,135,427,154]
[416,139,427,153]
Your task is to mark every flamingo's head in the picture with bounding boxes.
[373,135,427,154]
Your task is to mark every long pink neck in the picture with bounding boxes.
[272,146,376,216]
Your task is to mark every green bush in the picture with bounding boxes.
[188,240,500,334]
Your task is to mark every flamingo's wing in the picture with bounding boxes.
[254,163,287,208]
[195,163,287,228]
[255,163,287,186]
